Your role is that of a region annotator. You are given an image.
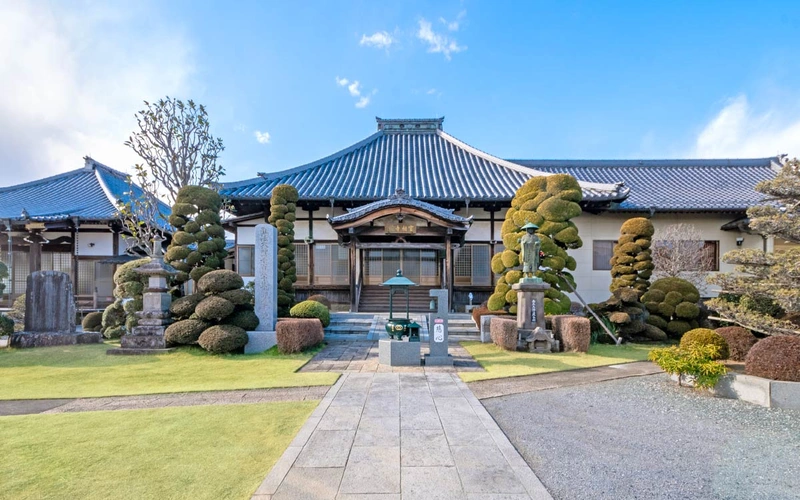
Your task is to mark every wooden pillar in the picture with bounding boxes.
[349,242,357,312]
[308,209,315,287]
[445,233,453,312]
[29,238,42,274]
[112,227,120,256]
[489,209,497,279]
[71,221,79,292]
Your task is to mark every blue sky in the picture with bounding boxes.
[2,0,800,184]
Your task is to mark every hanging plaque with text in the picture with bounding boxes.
[385,223,417,235]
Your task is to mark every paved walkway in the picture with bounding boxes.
[467,361,663,400]
[252,372,551,499]
[0,386,329,416]
[299,340,484,373]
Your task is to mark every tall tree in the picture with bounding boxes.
[125,97,225,205]
[117,167,166,256]
[708,159,800,336]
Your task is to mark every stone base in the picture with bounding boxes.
[378,339,421,366]
[11,331,102,348]
[480,315,497,343]
[107,347,176,356]
[120,335,168,350]
[424,353,454,366]
[245,331,277,354]
[520,328,557,353]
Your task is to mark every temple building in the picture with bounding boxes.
[220,117,783,310]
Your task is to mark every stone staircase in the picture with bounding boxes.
[447,313,480,341]
[324,312,479,342]
[358,286,436,312]
[324,313,375,340]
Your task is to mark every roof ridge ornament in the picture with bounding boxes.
[376,117,444,133]
[390,188,411,200]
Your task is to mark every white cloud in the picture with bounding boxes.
[0,1,194,183]
[254,130,271,144]
[417,18,466,60]
[360,31,394,49]
[693,94,799,157]
[347,81,362,97]
[427,88,437,95]
[335,76,375,108]
[440,10,466,31]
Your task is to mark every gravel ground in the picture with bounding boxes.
[484,374,800,500]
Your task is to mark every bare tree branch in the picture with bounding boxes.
[116,166,165,257]
[651,223,714,293]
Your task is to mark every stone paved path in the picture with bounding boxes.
[299,340,484,373]
[467,361,662,400]
[252,372,552,499]
[0,386,330,416]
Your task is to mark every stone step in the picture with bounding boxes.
[325,325,372,333]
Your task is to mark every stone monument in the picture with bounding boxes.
[11,271,101,348]
[246,224,278,354]
[108,238,177,355]
[425,289,453,366]
[513,222,558,353]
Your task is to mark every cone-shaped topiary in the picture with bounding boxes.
[101,257,150,338]
[269,184,299,316]
[489,174,583,315]
[610,217,654,293]
[641,277,701,339]
[166,185,227,286]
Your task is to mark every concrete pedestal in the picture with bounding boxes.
[245,331,277,354]
[379,339,421,366]
[512,280,557,353]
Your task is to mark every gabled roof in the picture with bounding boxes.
[0,157,172,226]
[329,189,472,227]
[221,118,629,205]
[509,158,782,212]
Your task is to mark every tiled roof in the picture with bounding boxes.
[0,158,171,226]
[329,189,471,225]
[509,158,781,211]
[221,118,628,205]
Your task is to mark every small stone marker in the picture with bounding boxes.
[11,271,101,348]
[425,288,453,366]
[246,224,278,353]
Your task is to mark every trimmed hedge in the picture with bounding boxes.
[610,218,654,293]
[227,310,260,331]
[552,315,591,352]
[745,336,800,382]
[269,184,299,316]
[715,326,758,361]
[490,317,518,351]
[642,277,701,339]
[195,296,235,322]
[679,328,729,360]
[276,318,324,354]
[101,258,149,338]
[165,319,208,345]
[198,324,249,354]
[81,312,103,332]
[290,300,331,328]
[197,270,245,294]
[170,293,205,320]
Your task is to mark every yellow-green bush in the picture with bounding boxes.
[680,328,729,360]
[489,174,582,315]
[290,299,330,327]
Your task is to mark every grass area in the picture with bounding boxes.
[459,342,657,382]
[0,343,338,400]
[0,401,316,500]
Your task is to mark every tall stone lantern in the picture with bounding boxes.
[108,238,177,355]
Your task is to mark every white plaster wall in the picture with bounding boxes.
[465,221,491,241]
[75,232,114,256]
[238,226,256,246]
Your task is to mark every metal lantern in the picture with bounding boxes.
[382,269,420,341]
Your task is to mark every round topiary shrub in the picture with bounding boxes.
[490,174,583,315]
[307,294,332,309]
[198,324,249,354]
[197,269,245,294]
[81,312,103,332]
[217,288,255,307]
[170,293,206,319]
[744,336,800,381]
[227,310,260,330]
[715,326,758,361]
[0,314,14,335]
[165,319,209,345]
[290,300,331,327]
[642,277,701,339]
[680,328,729,360]
[610,217,654,293]
[195,296,235,322]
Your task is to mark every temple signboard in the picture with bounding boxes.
[385,223,416,235]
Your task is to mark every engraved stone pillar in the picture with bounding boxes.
[425,288,453,366]
[512,281,557,353]
[246,224,278,353]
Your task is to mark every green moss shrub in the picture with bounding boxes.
[290,300,330,327]
[745,336,800,382]
[642,277,701,339]
[610,218,654,293]
[490,174,583,315]
[101,258,149,338]
[166,185,227,285]
[270,184,299,316]
[81,312,103,332]
[715,326,758,361]
[276,318,324,354]
[198,324,249,354]
[679,328,729,360]
[0,314,13,335]
[165,319,208,345]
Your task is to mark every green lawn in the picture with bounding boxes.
[0,343,338,400]
[0,401,316,500]
[459,342,657,382]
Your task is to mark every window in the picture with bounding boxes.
[294,243,309,284]
[698,241,719,272]
[593,240,616,270]
[313,243,349,285]
[455,244,492,285]
[238,245,255,277]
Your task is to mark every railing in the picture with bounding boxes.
[354,272,363,313]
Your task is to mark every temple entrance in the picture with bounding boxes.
[363,248,441,286]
